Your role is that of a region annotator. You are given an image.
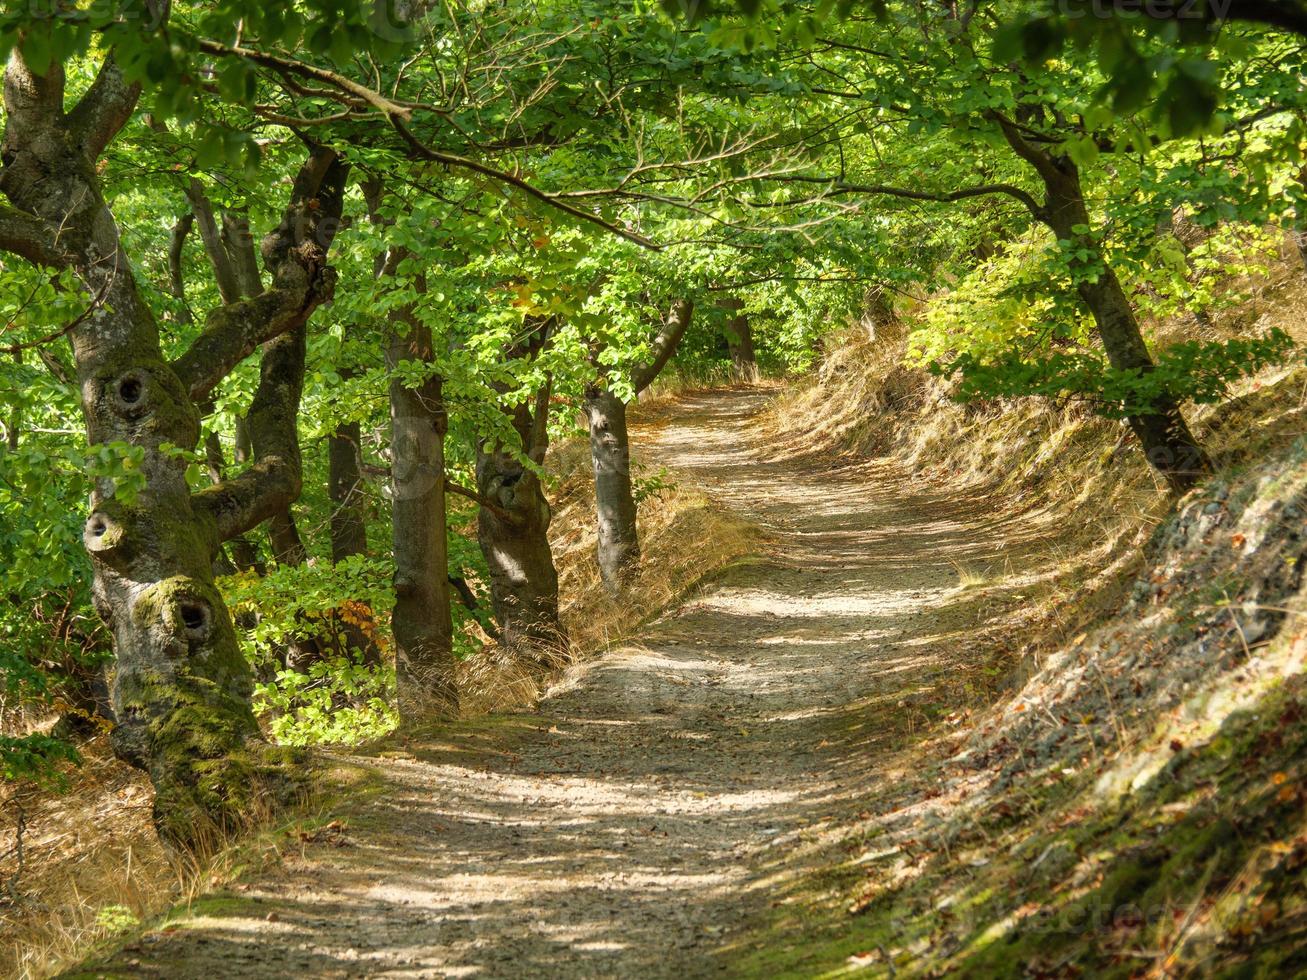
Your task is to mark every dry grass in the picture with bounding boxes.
[0,735,360,980]
[761,251,1307,637]
[0,736,166,979]
[454,419,761,715]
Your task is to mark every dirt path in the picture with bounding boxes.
[75,389,1052,979]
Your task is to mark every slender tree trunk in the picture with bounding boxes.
[477,384,563,660]
[387,320,458,714]
[583,297,694,593]
[228,418,262,574]
[1075,270,1210,487]
[584,385,639,593]
[329,415,368,562]
[994,116,1210,492]
[166,213,194,326]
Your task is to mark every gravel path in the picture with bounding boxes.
[73,388,1040,979]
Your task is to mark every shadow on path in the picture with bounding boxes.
[72,388,1063,979]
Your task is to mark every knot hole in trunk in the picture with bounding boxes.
[109,370,151,419]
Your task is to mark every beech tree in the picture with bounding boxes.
[584,297,695,592]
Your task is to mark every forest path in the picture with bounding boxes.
[77,388,1048,979]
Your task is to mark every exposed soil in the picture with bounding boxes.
[70,388,1069,979]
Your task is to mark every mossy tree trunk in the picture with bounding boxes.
[0,50,347,846]
[993,115,1210,493]
[584,297,694,593]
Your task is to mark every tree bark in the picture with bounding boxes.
[0,49,346,846]
[583,297,694,593]
[387,310,458,714]
[719,296,757,376]
[993,115,1210,492]
[584,385,639,593]
[365,185,458,714]
[329,417,368,562]
[477,380,564,660]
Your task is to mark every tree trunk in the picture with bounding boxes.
[584,385,639,593]
[0,52,346,845]
[362,181,459,715]
[329,421,368,562]
[993,116,1210,492]
[0,56,262,846]
[477,384,563,660]
[1075,271,1210,488]
[582,297,695,593]
[1295,164,1307,273]
[387,322,458,715]
[719,296,757,376]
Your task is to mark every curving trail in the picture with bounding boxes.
[74,388,1052,979]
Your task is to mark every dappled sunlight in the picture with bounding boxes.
[79,388,1141,977]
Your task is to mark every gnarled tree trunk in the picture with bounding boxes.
[0,50,346,845]
[477,382,563,661]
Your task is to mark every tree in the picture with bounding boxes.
[0,39,350,841]
[584,297,696,592]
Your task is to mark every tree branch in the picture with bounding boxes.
[194,39,413,119]
[170,286,324,403]
[184,181,244,305]
[0,204,67,267]
[191,149,350,543]
[171,145,346,403]
[826,177,1044,219]
[65,55,141,160]
[445,479,515,523]
[632,298,694,393]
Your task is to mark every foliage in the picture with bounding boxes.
[254,656,399,748]
[937,329,1300,418]
[1,0,1306,786]
[0,734,81,787]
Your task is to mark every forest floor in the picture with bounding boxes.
[70,387,1082,978]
